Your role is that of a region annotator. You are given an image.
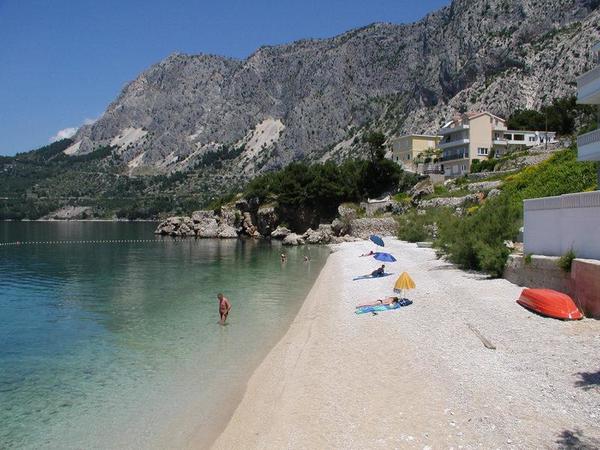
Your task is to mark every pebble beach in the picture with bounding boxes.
[212,239,600,449]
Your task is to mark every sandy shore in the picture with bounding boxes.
[211,239,600,449]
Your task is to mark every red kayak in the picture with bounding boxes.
[517,288,583,320]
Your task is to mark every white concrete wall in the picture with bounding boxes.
[524,191,600,259]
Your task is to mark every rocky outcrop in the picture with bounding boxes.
[155,216,197,237]
[270,226,291,240]
[362,197,394,217]
[348,217,398,239]
[192,210,219,237]
[409,179,434,203]
[282,233,305,246]
[241,212,260,238]
[466,180,503,192]
[217,225,239,238]
[39,206,95,220]
[487,188,502,199]
[418,194,480,209]
[330,218,349,237]
[338,204,358,221]
[330,235,363,244]
[256,204,279,236]
[303,224,334,244]
[218,205,239,227]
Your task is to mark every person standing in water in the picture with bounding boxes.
[217,293,232,325]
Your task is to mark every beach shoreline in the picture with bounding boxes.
[210,238,600,449]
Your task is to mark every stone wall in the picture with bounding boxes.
[504,255,572,294]
[504,254,600,318]
[571,259,600,319]
[348,217,398,239]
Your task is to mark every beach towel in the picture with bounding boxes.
[352,273,393,281]
[355,299,413,314]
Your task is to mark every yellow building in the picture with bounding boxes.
[390,134,440,171]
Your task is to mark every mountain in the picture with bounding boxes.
[68,0,599,177]
[2,0,599,219]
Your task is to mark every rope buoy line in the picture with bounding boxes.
[0,239,177,247]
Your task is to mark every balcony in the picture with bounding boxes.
[577,65,600,104]
[438,124,469,136]
[441,151,469,162]
[438,138,469,149]
[577,128,600,161]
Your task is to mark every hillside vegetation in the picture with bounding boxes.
[398,147,598,276]
[0,139,218,220]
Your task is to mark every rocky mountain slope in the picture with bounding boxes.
[67,0,600,183]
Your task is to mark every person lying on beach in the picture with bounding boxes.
[217,293,232,325]
[371,264,385,277]
[356,296,400,308]
[359,250,375,257]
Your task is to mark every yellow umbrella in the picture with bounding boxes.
[394,272,416,298]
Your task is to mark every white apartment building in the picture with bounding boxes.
[497,130,557,154]
[437,112,556,176]
[524,41,600,260]
[576,41,600,177]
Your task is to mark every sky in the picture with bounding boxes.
[0,0,448,156]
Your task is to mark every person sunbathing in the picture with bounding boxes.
[356,296,399,308]
[371,264,385,277]
[359,250,375,257]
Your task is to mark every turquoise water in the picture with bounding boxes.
[0,222,328,449]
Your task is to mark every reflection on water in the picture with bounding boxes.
[0,222,328,449]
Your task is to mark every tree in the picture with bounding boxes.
[363,131,386,161]
[507,96,596,135]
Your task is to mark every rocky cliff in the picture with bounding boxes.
[66,0,598,185]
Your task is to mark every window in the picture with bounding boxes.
[477,147,489,156]
[528,136,536,142]
[514,134,525,141]
[407,154,411,160]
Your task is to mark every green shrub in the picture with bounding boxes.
[392,192,411,204]
[471,158,497,173]
[435,194,519,277]
[502,147,598,209]
[557,249,576,272]
[397,208,454,243]
[433,185,449,196]
[401,147,596,278]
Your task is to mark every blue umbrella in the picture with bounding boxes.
[373,252,396,262]
[369,235,385,247]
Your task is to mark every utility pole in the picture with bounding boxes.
[545,112,548,152]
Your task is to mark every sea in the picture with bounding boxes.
[0,222,329,449]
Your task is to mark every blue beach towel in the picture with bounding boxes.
[355,299,413,314]
[352,272,393,281]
